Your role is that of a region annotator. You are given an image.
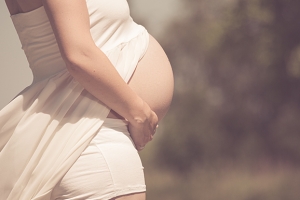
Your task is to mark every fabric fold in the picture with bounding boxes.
[0,26,149,200]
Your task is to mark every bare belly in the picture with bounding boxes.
[107,34,174,121]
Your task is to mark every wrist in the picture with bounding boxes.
[126,98,151,125]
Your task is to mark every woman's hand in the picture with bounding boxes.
[127,101,158,151]
[43,0,157,131]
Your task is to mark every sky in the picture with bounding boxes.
[0,0,182,109]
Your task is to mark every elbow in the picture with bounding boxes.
[62,45,96,73]
[63,56,81,73]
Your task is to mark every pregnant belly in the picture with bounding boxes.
[107,34,174,121]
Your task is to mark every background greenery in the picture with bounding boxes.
[130,0,300,199]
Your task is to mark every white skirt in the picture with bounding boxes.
[51,118,146,200]
[0,29,149,200]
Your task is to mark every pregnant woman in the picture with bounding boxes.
[0,0,174,199]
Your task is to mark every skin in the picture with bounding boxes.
[5,0,174,199]
[5,0,158,151]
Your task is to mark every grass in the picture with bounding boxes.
[141,161,300,200]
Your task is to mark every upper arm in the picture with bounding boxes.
[42,0,96,61]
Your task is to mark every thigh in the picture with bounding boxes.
[51,124,146,200]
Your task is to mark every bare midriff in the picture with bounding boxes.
[5,1,174,122]
[107,34,174,121]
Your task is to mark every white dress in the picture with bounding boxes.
[0,0,149,199]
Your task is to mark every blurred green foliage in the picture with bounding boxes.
[154,0,300,172]
[130,0,300,199]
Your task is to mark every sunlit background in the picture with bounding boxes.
[1,0,300,199]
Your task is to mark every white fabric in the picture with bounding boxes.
[0,0,149,199]
[51,118,146,200]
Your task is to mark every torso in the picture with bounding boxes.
[108,34,174,121]
[5,0,174,122]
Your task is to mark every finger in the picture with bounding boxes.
[152,124,158,136]
[137,145,145,151]
[150,134,154,140]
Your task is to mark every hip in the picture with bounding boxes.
[51,118,146,199]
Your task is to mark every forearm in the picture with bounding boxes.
[42,0,158,149]
[64,44,146,122]
[44,0,153,127]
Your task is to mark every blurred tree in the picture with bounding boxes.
[156,0,300,172]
